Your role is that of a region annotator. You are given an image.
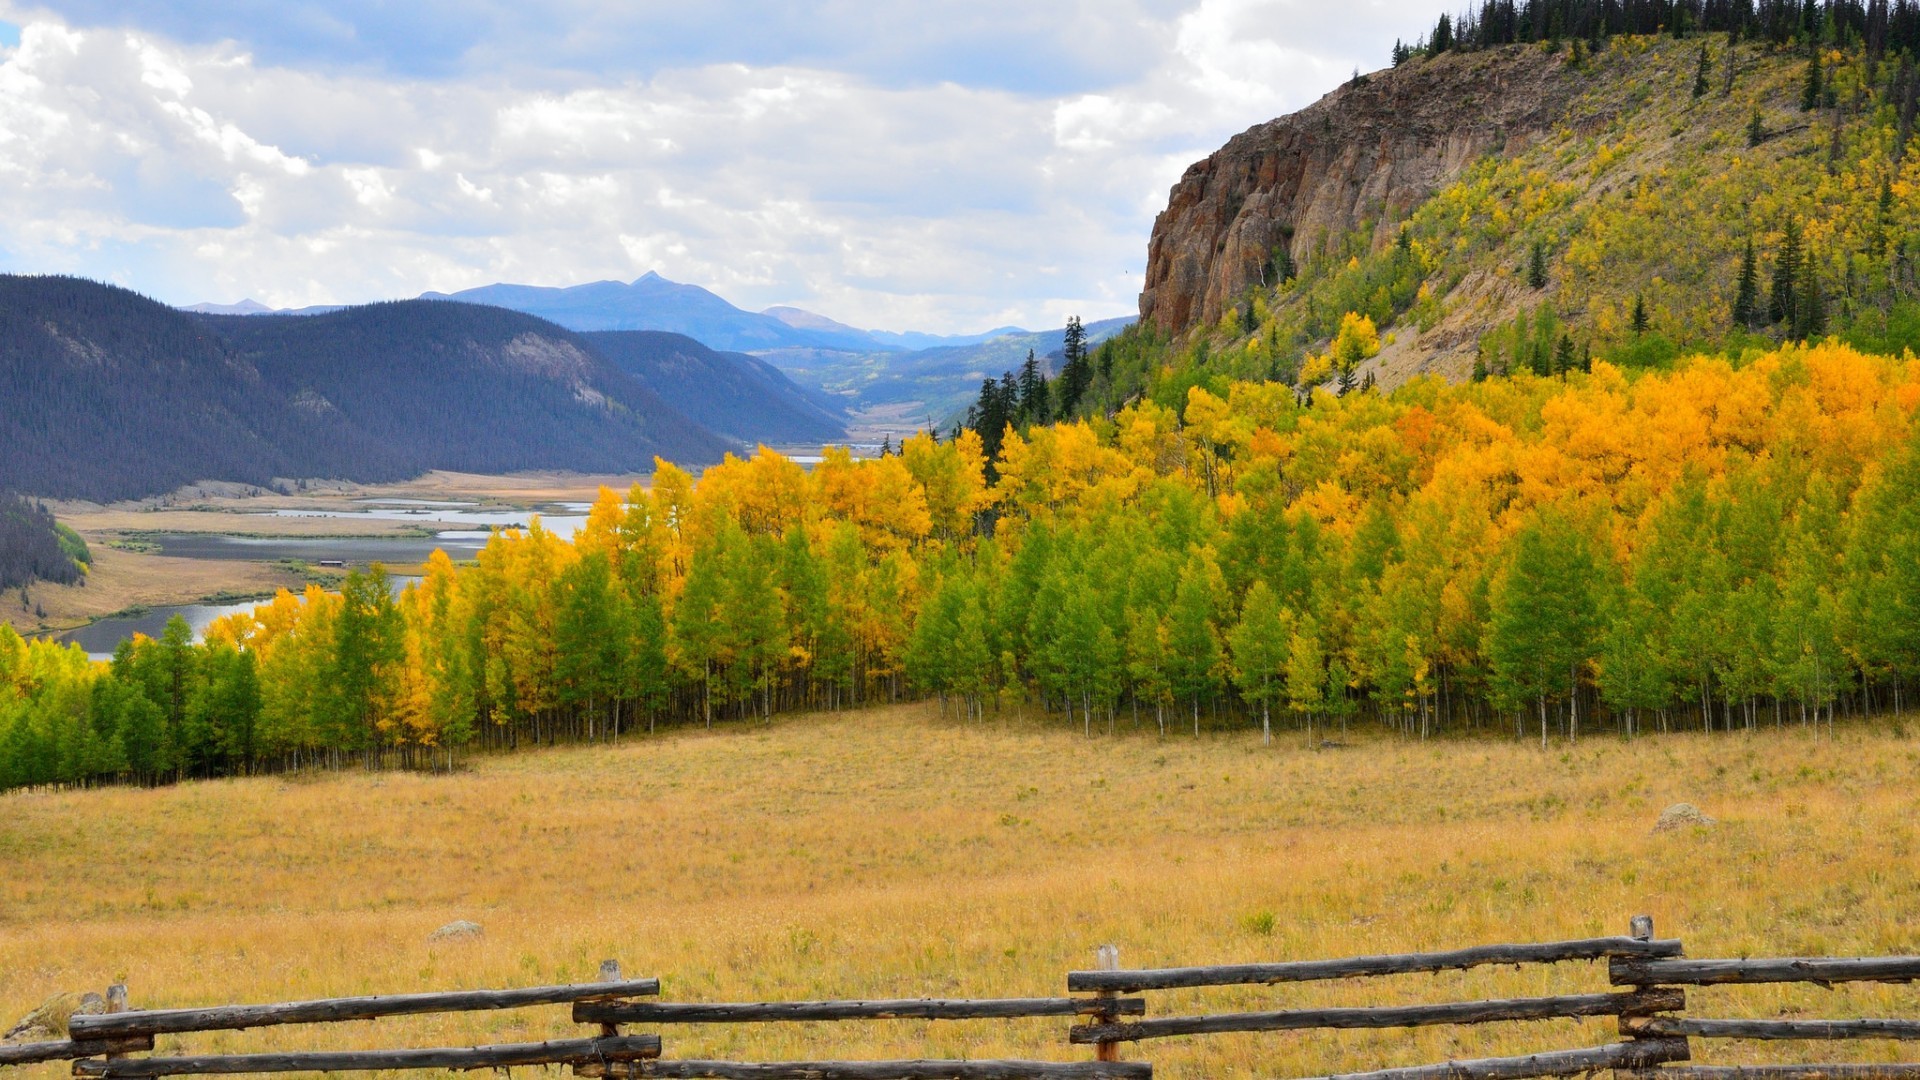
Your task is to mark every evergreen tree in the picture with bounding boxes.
[1553,333,1577,375]
[1015,349,1050,426]
[1054,316,1092,418]
[1732,237,1761,328]
[1794,250,1829,339]
[1527,242,1549,289]
[1770,219,1804,324]
[1803,55,1824,110]
[1694,41,1713,97]
[1433,12,1454,51]
[1747,107,1767,146]
[1631,293,1650,334]
[965,376,1014,468]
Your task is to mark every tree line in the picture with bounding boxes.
[1405,0,1920,59]
[4,341,1919,789]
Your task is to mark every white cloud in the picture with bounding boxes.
[0,1,1440,331]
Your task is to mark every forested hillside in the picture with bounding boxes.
[0,493,88,593]
[0,277,733,501]
[1093,0,1920,412]
[207,302,729,477]
[582,330,848,445]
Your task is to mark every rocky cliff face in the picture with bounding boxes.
[1140,47,1597,337]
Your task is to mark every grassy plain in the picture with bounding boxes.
[3,706,1919,1079]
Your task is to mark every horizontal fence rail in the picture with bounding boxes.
[68,1035,664,1078]
[0,1040,153,1068]
[578,999,1146,1025]
[69,979,662,1040]
[1611,958,1920,987]
[1069,989,1684,1044]
[1068,937,1684,993]
[1624,1017,1920,1041]
[574,1061,1155,1080]
[1305,1038,1693,1080]
[1628,1060,1920,1068]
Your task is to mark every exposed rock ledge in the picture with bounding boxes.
[1140,46,1602,338]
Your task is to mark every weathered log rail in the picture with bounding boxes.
[1067,989,1685,1044]
[578,999,1146,1025]
[0,1043,153,1069]
[69,979,663,1039]
[1065,936,1685,993]
[7,918,1920,1080]
[579,1062,1155,1080]
[68,1035,663,1078]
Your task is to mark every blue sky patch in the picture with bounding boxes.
[0,21,21,48]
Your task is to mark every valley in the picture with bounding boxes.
[5,471,644,646]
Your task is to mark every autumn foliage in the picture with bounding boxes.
[4,343,1920,787]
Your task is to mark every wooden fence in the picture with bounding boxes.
[2,917,1916,1080]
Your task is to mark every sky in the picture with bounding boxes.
[0,1,1438,334]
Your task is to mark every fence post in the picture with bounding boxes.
[597,961,623,1038]
[1630,915,1654,942]
[1093,945,1120,1063]
[102,984,129,1070]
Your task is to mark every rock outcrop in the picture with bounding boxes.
[1140,47,1597,337]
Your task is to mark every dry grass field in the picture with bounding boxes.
[3,705,1919,1079]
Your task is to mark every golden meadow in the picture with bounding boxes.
[3,705,1919,1080]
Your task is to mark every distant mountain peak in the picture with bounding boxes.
[183,299,276,315]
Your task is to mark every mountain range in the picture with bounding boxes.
[196,273,1042,356]
[190,273,1136,428]
[1,275,843,502]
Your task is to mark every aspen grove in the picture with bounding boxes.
[5,342,1920,788]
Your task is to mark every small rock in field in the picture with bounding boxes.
[429,920,484,942]
[1653,803,1717,833]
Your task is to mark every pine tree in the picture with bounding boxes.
[1054,316,1092,418]
[1527,242,1549,289]
[1693,42,1713,97]
[1794,251,1828,339]
[1732,237,1760,328]
[1803,55,1824,110]
[966,375,1014,468]
[1553,333,1577,375]
[1769,219,1803,324]
[1631,293,1650,334]
[1015,349,1050,426]
[1747,107,1767,146]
